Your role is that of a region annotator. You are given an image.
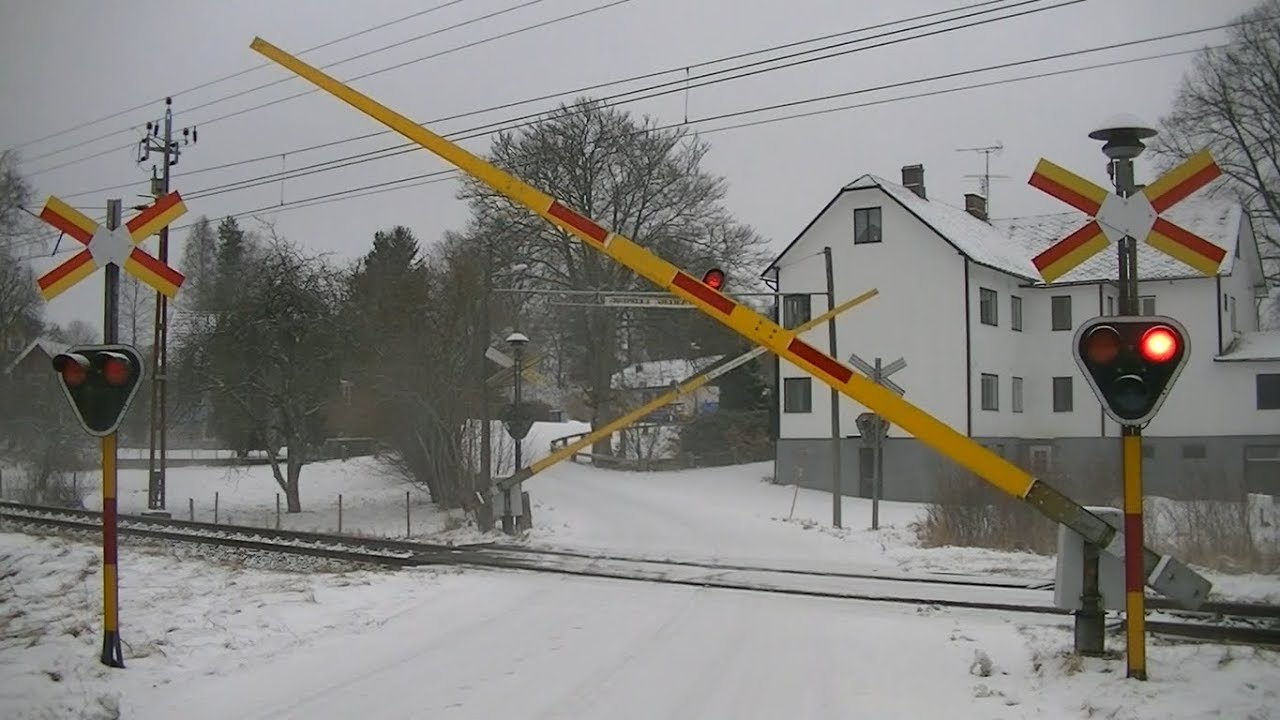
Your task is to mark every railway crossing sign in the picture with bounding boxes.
[1027,149,1226,282]
[35,192,187,301]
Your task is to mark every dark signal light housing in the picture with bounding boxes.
[1072,315,1190,427]
[50,344,145,437]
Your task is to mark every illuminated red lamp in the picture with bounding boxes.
[1140,326,1179,363]
[701,268,725,290]
[101,355,131,386]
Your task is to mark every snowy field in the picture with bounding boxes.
[3,532,1278,720]
[2,419,1278,717]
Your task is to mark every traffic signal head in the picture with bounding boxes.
[1073,315,1190,426]
[50,344,145,436]
[701,267,725,290]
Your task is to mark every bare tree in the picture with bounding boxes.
[1153,0,1280,282]
[200,227,344,512]
[48,320,98,345]
[0,151,42,353]
[455,98,770,454]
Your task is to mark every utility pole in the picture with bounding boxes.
[822,247,842,529]
[137,97,197,513]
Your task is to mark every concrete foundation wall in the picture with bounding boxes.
[774,435,1280,504]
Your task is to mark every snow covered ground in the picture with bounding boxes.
[3,421,1278,717]
[2,532,1277,720]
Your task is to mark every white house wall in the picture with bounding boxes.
[776,187,968,440]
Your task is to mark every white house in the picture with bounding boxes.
[764,164,1278,502]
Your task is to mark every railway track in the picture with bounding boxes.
[4,500,1278,647]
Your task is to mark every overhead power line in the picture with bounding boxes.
[17,0,568,166]
[50,0,1073,196]
[29,0,1044,181]
[12,37,1222,260]
[5,0,476,153]
[172,11,1233,205]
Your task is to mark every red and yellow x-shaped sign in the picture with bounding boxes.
[36,192,187,301]
[1028,149,1227,282]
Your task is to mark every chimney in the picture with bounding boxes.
[901,164,926,199]
[964,193,988,222]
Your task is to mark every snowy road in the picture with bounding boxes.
[125,569,1063,720]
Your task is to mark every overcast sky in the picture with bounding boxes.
[0,0,1258,335]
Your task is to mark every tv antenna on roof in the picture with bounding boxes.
[956,141,1008,214]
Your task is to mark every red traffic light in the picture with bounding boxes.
[1140,326,1179,363]
[702,268,725,290]
[52,353,89,387]
[1084,326,1121,365]
[101,354,132,386]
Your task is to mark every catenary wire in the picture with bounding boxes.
[51,0,1079,199]
[174,17,1239,204]
[28,0,1049,181]
[11,40,1218,261]
[5,0,477,152]
[17,0,611,168]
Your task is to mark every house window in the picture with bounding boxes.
[980,373,998,411]
[1139,296,1157,316]
[1012,376,1024,413]
[1011,295,1022,331]
[782,294,810,329]
[1051,296,1072,331]
[783,377,812,413]
[1029,445,1053,475]
[1258,374,1280,410]
[854,207,882,244]
[979,288,998,326]
[1106,296,1115,316]
[1229,296,1237,333]
[1181,443,1207,460]
[1052,376,1073,412]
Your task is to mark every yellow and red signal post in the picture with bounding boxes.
[33,192,187,668]
[1030,146,1226,680]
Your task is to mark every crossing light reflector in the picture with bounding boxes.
[701,267,725,290]
[50,344,146,436]
[1073,315,1190,426]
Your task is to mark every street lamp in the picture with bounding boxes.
[504,330,529,534]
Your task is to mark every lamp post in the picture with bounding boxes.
[504,329,529,535]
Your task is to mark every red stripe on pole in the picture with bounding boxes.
[1124,513,1143,589]
[671,271,736,315]
[39,208,94,244]
[125,191,182,234]
[1151,217,1226,263]
[1028,172,1103,216]
[547,201,608,245]
[1032,221,1102,271]
[102,498,118,564]
[787,337,853,384]
[1150,163,1221,213]
[37,250,94,291]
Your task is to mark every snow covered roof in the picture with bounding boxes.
[1216,330,1280,362]
[3,337,69,375]
[765,172,1248,288]
[992,195,1244,285]
[846,175,1042,281]
[611,356,725,389]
